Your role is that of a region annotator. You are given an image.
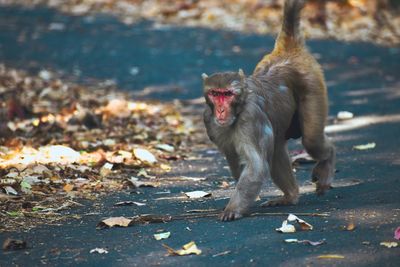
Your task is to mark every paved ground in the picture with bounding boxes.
[1,5,400,267]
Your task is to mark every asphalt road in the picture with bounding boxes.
[0,5,400,267]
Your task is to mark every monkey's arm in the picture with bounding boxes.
[221,125,274,221]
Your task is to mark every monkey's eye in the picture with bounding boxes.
[210,91,219,97]
[223,91,233,96]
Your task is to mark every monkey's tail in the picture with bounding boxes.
[275,0,305,51]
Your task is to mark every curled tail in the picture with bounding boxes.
[275,0,305,50]
[253,0,306,74]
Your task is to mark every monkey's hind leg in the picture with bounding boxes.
[261,141,299,207]
[299,94,336,195]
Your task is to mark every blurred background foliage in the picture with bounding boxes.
[1,0,399,46]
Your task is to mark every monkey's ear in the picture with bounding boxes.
[201,73,209,81]
[238,69,245,79]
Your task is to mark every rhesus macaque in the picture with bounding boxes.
[202,0,336,221]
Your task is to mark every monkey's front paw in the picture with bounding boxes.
[220,209,243,222]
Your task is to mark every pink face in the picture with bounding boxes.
[207,88,236,125]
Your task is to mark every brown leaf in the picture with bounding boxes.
[97,216,132,229]
[346,222,356,231]
[287,214,313,231]
[63,183,74,192]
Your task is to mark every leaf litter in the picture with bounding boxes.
[0,65,198,231]
[7,0,400,46]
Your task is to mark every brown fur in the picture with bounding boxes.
[202,0,335,221]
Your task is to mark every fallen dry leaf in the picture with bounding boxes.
[114,201,146,207]
[162,241,202,256]
[97,217,132,229]
[102,99,131,118]
[220,181,230,188]
[100,162,113,177]
[353,142,376,150]
[346,222,356,231]
[154,232,171,240]
[133,148,157,164]
[63,183,74,192]
[90,248,109,254]
[136,168,154,178]
[128,177,159,188]
[132,201,146,206]
[4,186,18,195]
[184,190,211,199]
[317,254,345,259]
[287,214,313,231]
[160,163,172,171]
[276,214,313,233]
[380,241,398,248]
[276,220,296,233]
[284,238,299,243]
[155,144,175,152]
[337,111,354,120]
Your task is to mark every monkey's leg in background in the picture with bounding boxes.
[261,140,299,207]
[225,149,244,181]
[299,93,336,195]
